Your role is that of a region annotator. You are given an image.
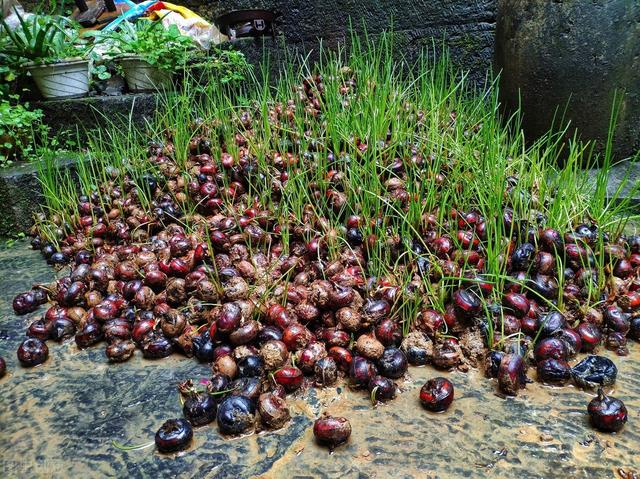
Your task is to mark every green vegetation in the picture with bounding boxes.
[0,96,45,166]
[87,21,195,74]
[1,10,86,64]
[31,32,640,339]
[0,11,250,166]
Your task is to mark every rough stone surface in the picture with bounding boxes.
[588,161,640,208]
[0,156,77,237]
[495,0,640,161]
[32,94,158,142]
[0,242,639,478]
[191,0,497,79]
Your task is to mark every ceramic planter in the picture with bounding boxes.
[119,56,172,92]
[25,58,90,100]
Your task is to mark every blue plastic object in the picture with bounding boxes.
[102,0,157,31]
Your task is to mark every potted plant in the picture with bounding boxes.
[89,21,195,92]
[1,10,89,100]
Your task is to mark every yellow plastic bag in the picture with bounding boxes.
[145,2,226,49]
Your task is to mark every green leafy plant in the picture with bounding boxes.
[87,20,195,73]
[0,62,19,100]
[5,232,26,248]
[0,33,21,99]
[0,96,45,166]
[37,0,74,16]
[193,48,252,85]
[0,10,85,64]
[92,64,111,81]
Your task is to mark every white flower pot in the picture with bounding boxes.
[119,57,172,92]
[25,59,89,100]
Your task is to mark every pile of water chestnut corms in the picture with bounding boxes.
[5,74,636,452]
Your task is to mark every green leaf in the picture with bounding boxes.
[2,12,83,62]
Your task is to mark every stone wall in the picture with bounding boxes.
[178,0,495,82]
[496,0,640,160]
[19,0,496,80]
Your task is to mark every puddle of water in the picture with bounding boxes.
[0,241,639,478]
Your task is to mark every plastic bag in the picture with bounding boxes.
[145,2,226,49]
[1,1,33,31]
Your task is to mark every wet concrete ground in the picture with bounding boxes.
[0,241,639,478]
